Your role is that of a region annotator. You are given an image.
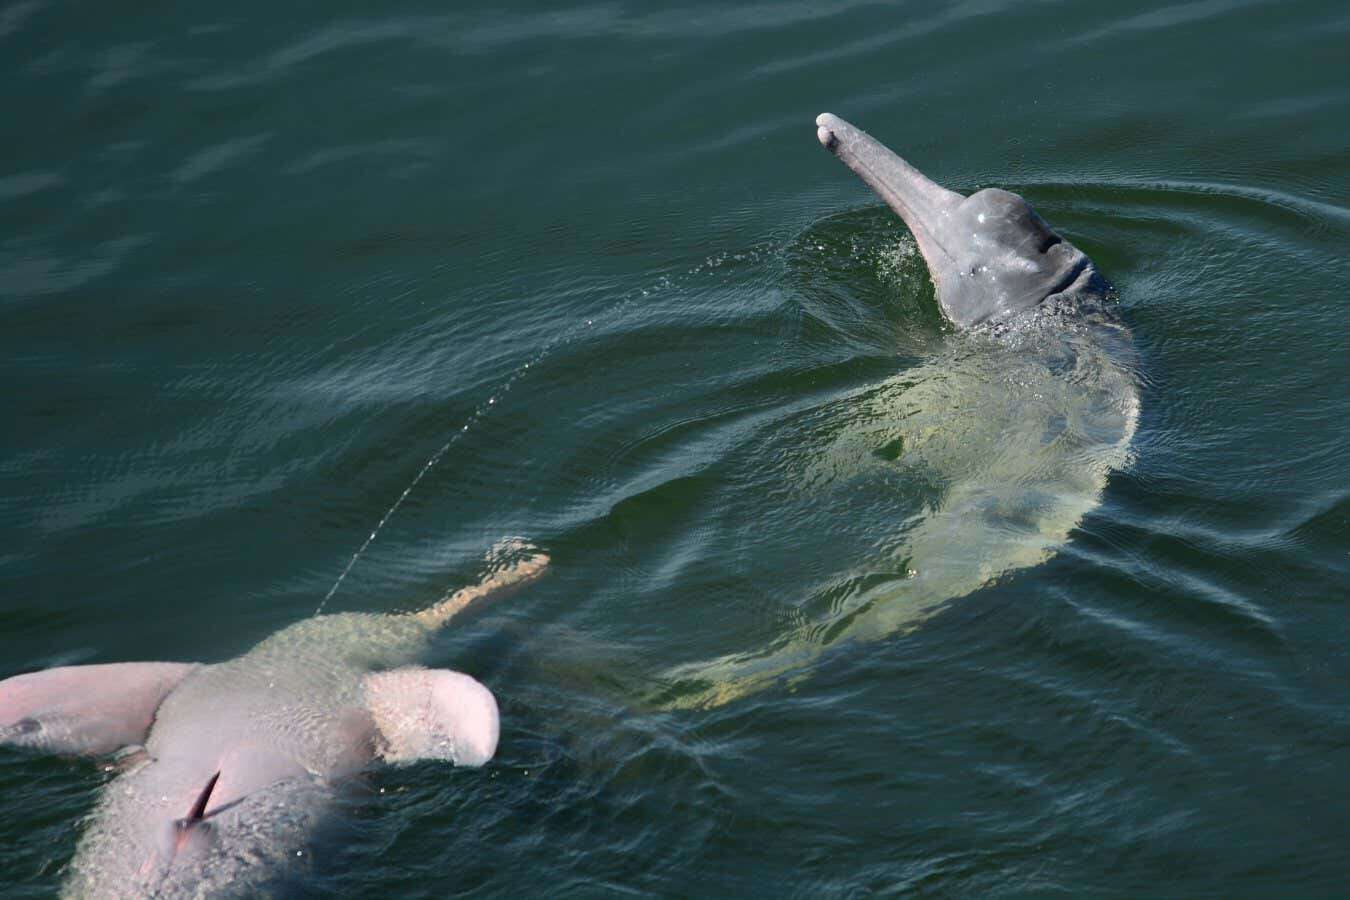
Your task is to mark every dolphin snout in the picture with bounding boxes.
[816,112,842,152]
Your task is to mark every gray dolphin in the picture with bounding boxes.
[0,541,548,897]
[814,112,1110,328]
[657,114,1139,708]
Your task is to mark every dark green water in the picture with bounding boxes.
[3,1,1349,895]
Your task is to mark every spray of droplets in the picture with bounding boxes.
[315,354,539,615]
[314,241,780,616]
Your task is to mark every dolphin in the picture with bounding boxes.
[0,541,549,897]
[655,114,1140,708]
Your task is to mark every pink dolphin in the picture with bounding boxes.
[0,542,548,897]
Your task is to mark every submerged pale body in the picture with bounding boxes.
[0,545,547,897]
[659,115,1140,707]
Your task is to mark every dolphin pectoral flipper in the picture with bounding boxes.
[0,662,199,756]
[362,667,499,767]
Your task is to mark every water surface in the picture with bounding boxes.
[3,1,1349,895]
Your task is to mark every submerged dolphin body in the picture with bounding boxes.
[0,543,548,897]
[658,114,1140,708]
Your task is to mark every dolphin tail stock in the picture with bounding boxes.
[651,424,1131,711]
[649,567,948,712]
[412,537,551,629]
[648,641,826,712]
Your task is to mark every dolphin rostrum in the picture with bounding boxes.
[0,540,549,897]
[656,114,1140,708]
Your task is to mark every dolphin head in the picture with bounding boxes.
[815,112,1102,328]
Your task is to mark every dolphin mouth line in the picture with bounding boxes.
[1043,253,1093,300]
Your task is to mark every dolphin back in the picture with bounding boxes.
[656,321,1139,710]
